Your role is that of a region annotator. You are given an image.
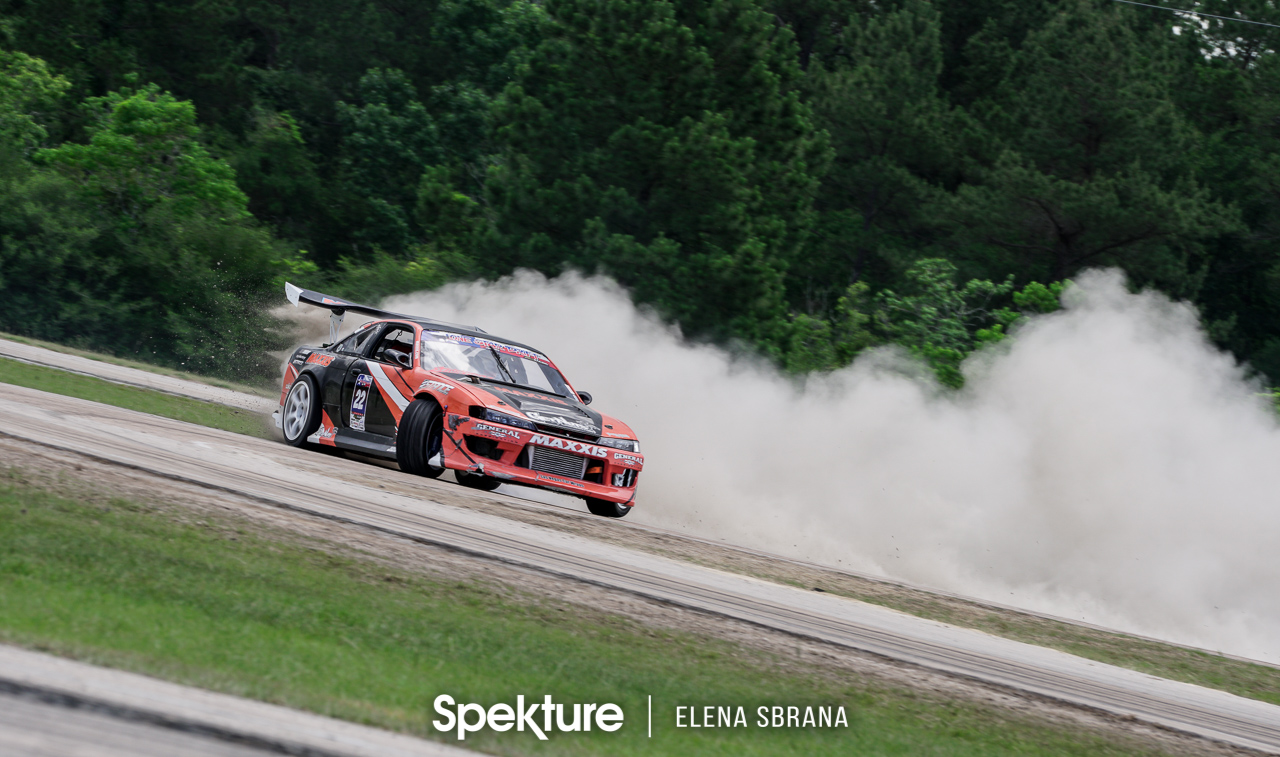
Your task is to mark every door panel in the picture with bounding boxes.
[321,355,354,420]
[364,362,410,438]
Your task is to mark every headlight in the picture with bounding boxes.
[597,437,640,453]
[470,406,538,432]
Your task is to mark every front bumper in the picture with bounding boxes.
[440,413,642,505]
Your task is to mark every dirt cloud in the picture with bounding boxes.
[381,269,1280,664]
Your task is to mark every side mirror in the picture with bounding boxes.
[577,391,593,405]
[386,349,412,369]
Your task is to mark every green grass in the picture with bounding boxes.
[0,473,1178,756]
[0,356,272,439]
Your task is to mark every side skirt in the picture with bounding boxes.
[333,429,396,459]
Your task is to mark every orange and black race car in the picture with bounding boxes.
[273,283,642,517]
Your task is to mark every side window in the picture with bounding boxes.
[337,324,378,355]
[372,326,416,365]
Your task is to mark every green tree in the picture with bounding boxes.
[1169,1,1280,382]
[947,0,1240,296]
[227,108,323,248]
[803,0,973,304]
[0,46,69,153]
[38,83,249,224]
[26,82,284,379]
[480,0,828,353]
[876,258,1014,386]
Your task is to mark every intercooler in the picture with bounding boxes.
[526,445,589,479]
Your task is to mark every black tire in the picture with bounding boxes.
[455,470,502,491]
[281,375,321,446]
[396,399,445,478]
[585,498,631,518]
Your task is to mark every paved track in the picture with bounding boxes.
[2,384,1279,753]
[0,646,472,757]
[0,692,276,757]
[0,337,276,413]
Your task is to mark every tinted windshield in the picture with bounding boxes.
[420,330,572,395]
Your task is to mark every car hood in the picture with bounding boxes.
[461,377,603,436]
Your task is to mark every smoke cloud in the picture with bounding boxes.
[380,269,1280,664]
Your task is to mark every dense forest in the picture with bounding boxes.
[1,0,1279,386]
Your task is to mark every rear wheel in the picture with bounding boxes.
[396,399,445,478]
[455,470,502,491]
[281,376,321,446]
[585,498,631,518]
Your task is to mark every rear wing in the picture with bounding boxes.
[283,282,484,344]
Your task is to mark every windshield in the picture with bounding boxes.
[420,330,572,396]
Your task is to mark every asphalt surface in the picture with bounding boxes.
[0,337,276,413]
[0,691,277,757]
[2,381,1280,754]
[0,645,473,757]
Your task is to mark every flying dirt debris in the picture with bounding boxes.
[276,283,644,518]
[379,269,1280,666]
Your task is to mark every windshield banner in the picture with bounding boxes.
[424,331,550,365]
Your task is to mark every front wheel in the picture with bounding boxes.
[396,399,445,478]
[281,375,321,446]
[455,470,502,491]
[585,498,631,518]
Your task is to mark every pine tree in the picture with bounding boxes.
[947,0,1239,296]
[480,0,828,350]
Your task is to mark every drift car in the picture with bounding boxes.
[273,283,642,517]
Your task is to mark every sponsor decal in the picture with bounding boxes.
[529,434,608,458]
[305,353,336,367]
[536,473,585,488]
[321,297,344,305]
[523,411,596,434]
[473,422,522,441]
[350,373,372,431]
[418,379,454,395]
[315,425,336,440]
[502,388,550,401]
[424,330,552,365]
[612,451,643,465]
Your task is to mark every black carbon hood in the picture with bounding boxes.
[452,376,602,436]
[499,388,602,436]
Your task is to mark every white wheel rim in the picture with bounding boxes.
[283,380,312,440]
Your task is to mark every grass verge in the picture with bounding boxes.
[0,471,1180,757]
[0,356,272,439]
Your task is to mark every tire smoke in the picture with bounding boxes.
[382,269,1280,664]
